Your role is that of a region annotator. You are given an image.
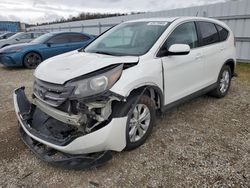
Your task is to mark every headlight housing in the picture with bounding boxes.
[67,64,123,98]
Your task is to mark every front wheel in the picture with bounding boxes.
[125,94,156,150]
[23,52,42,69]
[210,65,232,98]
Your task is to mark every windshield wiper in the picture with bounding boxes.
[93,51,114,56]
[78,48,85,52]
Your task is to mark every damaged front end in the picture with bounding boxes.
[13,65,129,169]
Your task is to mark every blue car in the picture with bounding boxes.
[0,32,95,68]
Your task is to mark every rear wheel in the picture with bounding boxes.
[210,65,232,98]
[23,52,42,69]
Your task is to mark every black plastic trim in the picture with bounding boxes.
[15,87,80,146]
[162,83,217,112]
[224,58,236,76]
[19,126,112,170]
[112,85,164,118]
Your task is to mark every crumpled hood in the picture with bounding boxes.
[34,50,139,84]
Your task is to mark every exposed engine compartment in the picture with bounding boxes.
[30,90,123,144]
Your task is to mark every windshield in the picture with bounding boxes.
[31,33,54,43]
[84,21,169,56]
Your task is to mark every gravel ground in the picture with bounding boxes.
[0,64,249,188]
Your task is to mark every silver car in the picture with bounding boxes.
[0,32,46,48]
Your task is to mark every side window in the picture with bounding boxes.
[33,32,44,39]
[216,25,229,42]
[48,34,70,44]
[163,22,198,50]
[197,22,220,46]
[68,34,90,42]
[19,33,32,40]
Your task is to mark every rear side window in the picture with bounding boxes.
[216,25,229,41]
[19,33,32,40]
[163,22,198,49]
[68,34,90,42]
[33,32,45,39]
[197,22,220,46]
[48,34,70,44]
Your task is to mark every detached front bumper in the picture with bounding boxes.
[13,87,128,169]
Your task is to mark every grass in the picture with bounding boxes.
[236,62,250,85]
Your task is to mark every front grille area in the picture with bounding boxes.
[33,79,74,107]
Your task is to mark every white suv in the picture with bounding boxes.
[14,17,236,169]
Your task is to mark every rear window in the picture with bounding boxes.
[33,32,45,39]
[216,25,229,42]
[197,22,220,46]
[68,34,90,42]
[19,33,32,40]
[48,34,70,44]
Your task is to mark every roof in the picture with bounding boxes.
[126,17,179,23]
[125,16,223,24]
[48,31,84,34]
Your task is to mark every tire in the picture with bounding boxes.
[23,52,42,69]
[209,65,232,98]
[113,93,156,150]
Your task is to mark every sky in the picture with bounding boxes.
[0,0,229,24]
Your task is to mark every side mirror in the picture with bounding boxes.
[168,44,190,56]
[46,42,53,47]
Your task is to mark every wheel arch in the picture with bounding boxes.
[112,84,164,118]
[224,59,236,76]
[128,85,164,111]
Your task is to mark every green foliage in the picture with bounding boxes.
[236,62,250,85]
[30,12,129,26]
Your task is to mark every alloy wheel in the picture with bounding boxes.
[128,104,151,142]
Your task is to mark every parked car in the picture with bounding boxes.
[0,32,16,40]
[0,32,46,48]
[0,32,95,68]
[14,17,236,169]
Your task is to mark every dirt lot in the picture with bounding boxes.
[0,63,249,188]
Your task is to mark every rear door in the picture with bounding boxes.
[67,33,91,51]
[196,21,222,85]
[160,21,205,104]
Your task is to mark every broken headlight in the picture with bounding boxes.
[67,64,123,98]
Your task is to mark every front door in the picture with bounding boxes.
[42,34,70,59]
[160,22,205,105]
